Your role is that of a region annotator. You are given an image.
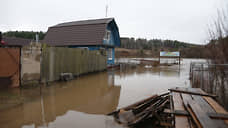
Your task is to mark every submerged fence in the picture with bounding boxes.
[41,47,107,82]
[190,62,228,110]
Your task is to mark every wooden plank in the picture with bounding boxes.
[198,89,228,125]
[188,101,225,128]
[187,88,215,113]
[172,91,196,128]
[191,95,228,126]
[204,96,228,114]
[175,116,191,128]
[124,94,158,111]
[208,113,228,120]
[198,89,227,113]
[170,92,175,126]
[192,95,215,113]
[182,93,202,128]
[107,95,158,115]
[169,88,217,98]
[189,118,197,128]
[173,92,185,111]
[172,92,190,128]
[164,109,189,116]
[133,93,169,113]
[164,109,228,119]
[186,88,227,127]
[160,122,172,127]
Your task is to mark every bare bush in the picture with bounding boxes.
[205,4,228,110]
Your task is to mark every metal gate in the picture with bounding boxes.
[0,47,20,88]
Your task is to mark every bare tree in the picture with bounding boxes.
[207,6,228,64]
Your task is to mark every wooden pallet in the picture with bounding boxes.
[170,87,228,128]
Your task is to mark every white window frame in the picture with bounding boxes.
[104,30,111,42]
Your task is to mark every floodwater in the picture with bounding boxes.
[0,58,199,128]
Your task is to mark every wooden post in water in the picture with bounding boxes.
[179,51,181,65]
[200,64,204,89]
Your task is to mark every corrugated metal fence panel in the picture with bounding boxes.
[41,47,107,82]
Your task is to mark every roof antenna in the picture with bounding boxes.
[105,0,109,17]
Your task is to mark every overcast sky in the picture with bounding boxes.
[0,0,227,44]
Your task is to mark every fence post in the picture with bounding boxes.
[201,63,204,89]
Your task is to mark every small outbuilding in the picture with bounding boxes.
[43,18,121,65]
[0,36,32,88]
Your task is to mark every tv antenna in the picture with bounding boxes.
[105,0,109,17]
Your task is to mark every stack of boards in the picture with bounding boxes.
[169,87,228,128]
[108,87,228,128]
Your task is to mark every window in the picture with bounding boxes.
[104,30,111,41]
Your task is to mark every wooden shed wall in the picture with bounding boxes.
[0,47,20,88]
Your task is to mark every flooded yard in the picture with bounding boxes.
[0,58,201,128]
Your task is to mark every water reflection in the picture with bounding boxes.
[0,58,199,128]
[117,64,181,78]
[0,72,121,128]
[115,59,192,108]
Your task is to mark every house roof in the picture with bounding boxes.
[43,18,118,46]
[1,36,31,46]
[53,18,114,27]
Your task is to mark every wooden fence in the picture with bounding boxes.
[190,62,228,110]
[41,46,107,82]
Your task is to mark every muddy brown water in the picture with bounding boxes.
[0,58,202,128]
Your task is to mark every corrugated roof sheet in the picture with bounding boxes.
[43,18,115,46]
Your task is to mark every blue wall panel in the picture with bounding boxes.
[68,20,120,66]
[107,47,115,65]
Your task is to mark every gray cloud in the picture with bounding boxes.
[0,0,226,44]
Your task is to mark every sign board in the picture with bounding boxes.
[160,51,180,57]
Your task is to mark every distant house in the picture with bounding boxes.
[1,36,31,47]
[43,18,121,65]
